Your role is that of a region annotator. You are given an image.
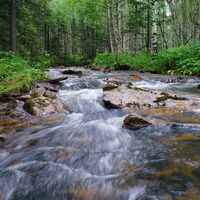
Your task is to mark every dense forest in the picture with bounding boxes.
[0,0,200,93]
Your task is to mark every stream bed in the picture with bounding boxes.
[0,68,200,200]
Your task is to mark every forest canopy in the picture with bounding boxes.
[0,0,200,75]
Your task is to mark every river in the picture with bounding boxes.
[0,68,200,200]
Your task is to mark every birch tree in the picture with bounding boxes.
[151,0,157,57]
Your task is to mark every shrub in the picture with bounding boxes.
[65,54,85,66]
[123,52,153,72]
[92,53,118,70]
[0,52,48,95]
[93,52,153,71]
[153,41,200,75]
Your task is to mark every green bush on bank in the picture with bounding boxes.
[152,41,200,75]
[93,41,200,75]
[93,52,154,71]
[0,52,49,95]
[92,53,117,70]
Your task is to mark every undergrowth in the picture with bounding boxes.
[93,40,200,75]
[0,52,49,95]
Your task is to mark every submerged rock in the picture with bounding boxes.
[129,74,142,81]
[102,84,118,91]
[197,84,200,91]
[164,76,188,83]
[46,76,68,84]
[62,70,83,77]
[123,114,152,130]
[0,135,6,142]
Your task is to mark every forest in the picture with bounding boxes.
[0,0,200,94]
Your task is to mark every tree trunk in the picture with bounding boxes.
[152,0,158,57]
[10,0,17,54]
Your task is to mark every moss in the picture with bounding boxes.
[126,85,132,89]
[31,92,38,98]
[35,98,51,107]
[23,100,36,113]
[126,102,133,107]
[133,87,152,93]
[154,92,187,106]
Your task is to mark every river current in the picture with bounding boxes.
[0,68,200,200]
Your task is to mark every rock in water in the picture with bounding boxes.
[102,84,118,91]
[0,135,6,143]
[197,84,200,91]
[23,97,69,116]
[122,114,152,130]
[62,70,82,77]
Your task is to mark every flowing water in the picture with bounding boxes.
[0,68,200,200]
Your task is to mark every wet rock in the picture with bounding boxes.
[103,69,111,73]
[24,97,56,116]
[129,74,142,81]
[0,135,6,142]
[165,77,188,83]
[62,70,82,77]
[16,94,31,102]
[31,88,46,97]
[2,93,29,98]
[103,84,193,115]
[37,82,60,92]
[52,99,70,114]
[171,123,200,129]
[122,114,152,130]
[44,90,57,99]
[45,77,68,84]
[23,97,68,116]
[197,84,200,91]
[102,84,118,91]
[107,77,128,85]
[0,93,30,102]
[91,67,104,71]
[192,168,200,181]
[103,100,120,109]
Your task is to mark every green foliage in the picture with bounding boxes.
[0,52,49,95]
[152,41,200,75]
[93,52,153,71]
[65,54,85,66]
[29,52,56,69]
[121,52,153,72]
[92,53,118,70]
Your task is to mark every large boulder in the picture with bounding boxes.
[122,114,152,130]
[23,97,69,116]
[103,84,193,115]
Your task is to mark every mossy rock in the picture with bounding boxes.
[23,97,54,116]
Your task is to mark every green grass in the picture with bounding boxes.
[0,52,49,95]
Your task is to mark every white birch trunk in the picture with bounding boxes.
[152,0,158,57]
